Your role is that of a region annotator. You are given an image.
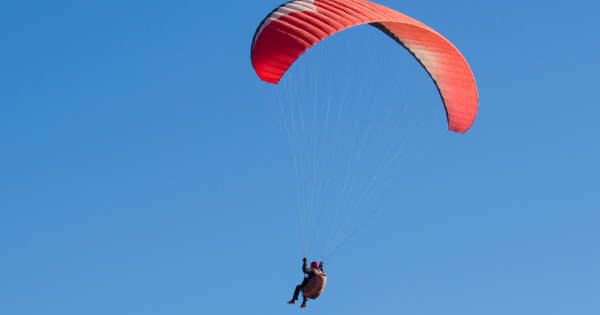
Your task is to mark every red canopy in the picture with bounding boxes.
[251,0,478,133]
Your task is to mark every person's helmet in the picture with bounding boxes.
[311,262,319,268]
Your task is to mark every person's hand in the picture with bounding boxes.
[320,261,324,266]
[303,257,307,262]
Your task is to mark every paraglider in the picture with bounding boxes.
[251,0,478,306]
[288,258,326,308]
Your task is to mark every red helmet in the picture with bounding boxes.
[310,262,319,269]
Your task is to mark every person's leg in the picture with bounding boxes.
[300,294,308,308]
[293,285,303,300]
[288,285,303,304]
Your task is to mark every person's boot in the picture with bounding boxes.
[300,302,307,308]
[287,299,295,305]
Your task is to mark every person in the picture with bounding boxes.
[287,257,324,308]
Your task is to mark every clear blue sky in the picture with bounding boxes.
[1,1,598,314]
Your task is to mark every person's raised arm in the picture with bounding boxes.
[302,257,308,273]
[319,261,324,272]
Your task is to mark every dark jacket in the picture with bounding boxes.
[302,261,324,281]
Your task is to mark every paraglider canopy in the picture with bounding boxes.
[251,0,478,133]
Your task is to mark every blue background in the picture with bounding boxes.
[0,0,598,314]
